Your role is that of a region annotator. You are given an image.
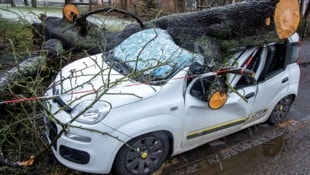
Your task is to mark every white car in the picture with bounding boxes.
[43,28,301,175]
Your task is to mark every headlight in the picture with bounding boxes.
[71,100,111,124]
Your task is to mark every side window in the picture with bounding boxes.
[289,43,300,63]
[267,43,286,73]
[260,42,287,81]
[235,48,262,88]
[190,76,215,101]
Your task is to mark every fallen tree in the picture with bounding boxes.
[0,0,301,101]
[34,0,300,58]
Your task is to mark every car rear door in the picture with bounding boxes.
[249,43,291,123]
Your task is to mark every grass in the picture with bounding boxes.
[0,18,33,46]
[0,18,36,72]
[0,16,82,175]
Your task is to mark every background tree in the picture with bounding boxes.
[174,0,186,13]
[196,0,207,10]
[24,0,29,6]
[10,0,16,7]
[119,0,128,10]
[298,0,310,39]
[31,0,37,8]
[143,0,157,10]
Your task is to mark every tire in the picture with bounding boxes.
[267,95,293,124]
[113,132,170,175]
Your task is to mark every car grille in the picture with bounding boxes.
[59,145,90,164]
[47,120,58,150]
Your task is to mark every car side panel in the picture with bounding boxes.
[113,114,183,155]
[288,63,300,91]
[244,63,299,127]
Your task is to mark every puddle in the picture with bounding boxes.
[192,136,284,175]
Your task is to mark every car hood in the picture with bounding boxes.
[51,53,161,108]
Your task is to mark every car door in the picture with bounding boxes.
[182,77,256,148]
[182,47,266,149]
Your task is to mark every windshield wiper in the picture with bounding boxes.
[103,51,132,75]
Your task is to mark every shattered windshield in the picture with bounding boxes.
[103,28,204,83]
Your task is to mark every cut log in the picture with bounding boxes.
[63,3,80,22]
[274,0,300,39]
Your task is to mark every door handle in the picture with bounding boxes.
[282,77,289,83]
[245,92,255,99]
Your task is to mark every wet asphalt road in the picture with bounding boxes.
[245,122,310,175]
[244,37,310,175]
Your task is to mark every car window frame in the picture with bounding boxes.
[233,47,267,89]
[258,40,296,82]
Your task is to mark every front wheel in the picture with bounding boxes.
[267,95,293,124]
[113,132,170,175]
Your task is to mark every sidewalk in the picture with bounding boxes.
[300,37,310,64]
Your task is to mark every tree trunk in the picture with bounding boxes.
[300,0,310,39]
[119,0,127,10]
[65,0,72,4]
[0,56,46,99]
[33,0,300,54]
[303,1,310,19]
[31,0,37,8]
[10,0,16,7]
[174,0,186,13]
[24,0,28,6]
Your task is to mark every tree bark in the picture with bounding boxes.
[0,56,47,99]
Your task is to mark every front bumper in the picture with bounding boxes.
[45,120,90,164]
[43,98,128,174]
